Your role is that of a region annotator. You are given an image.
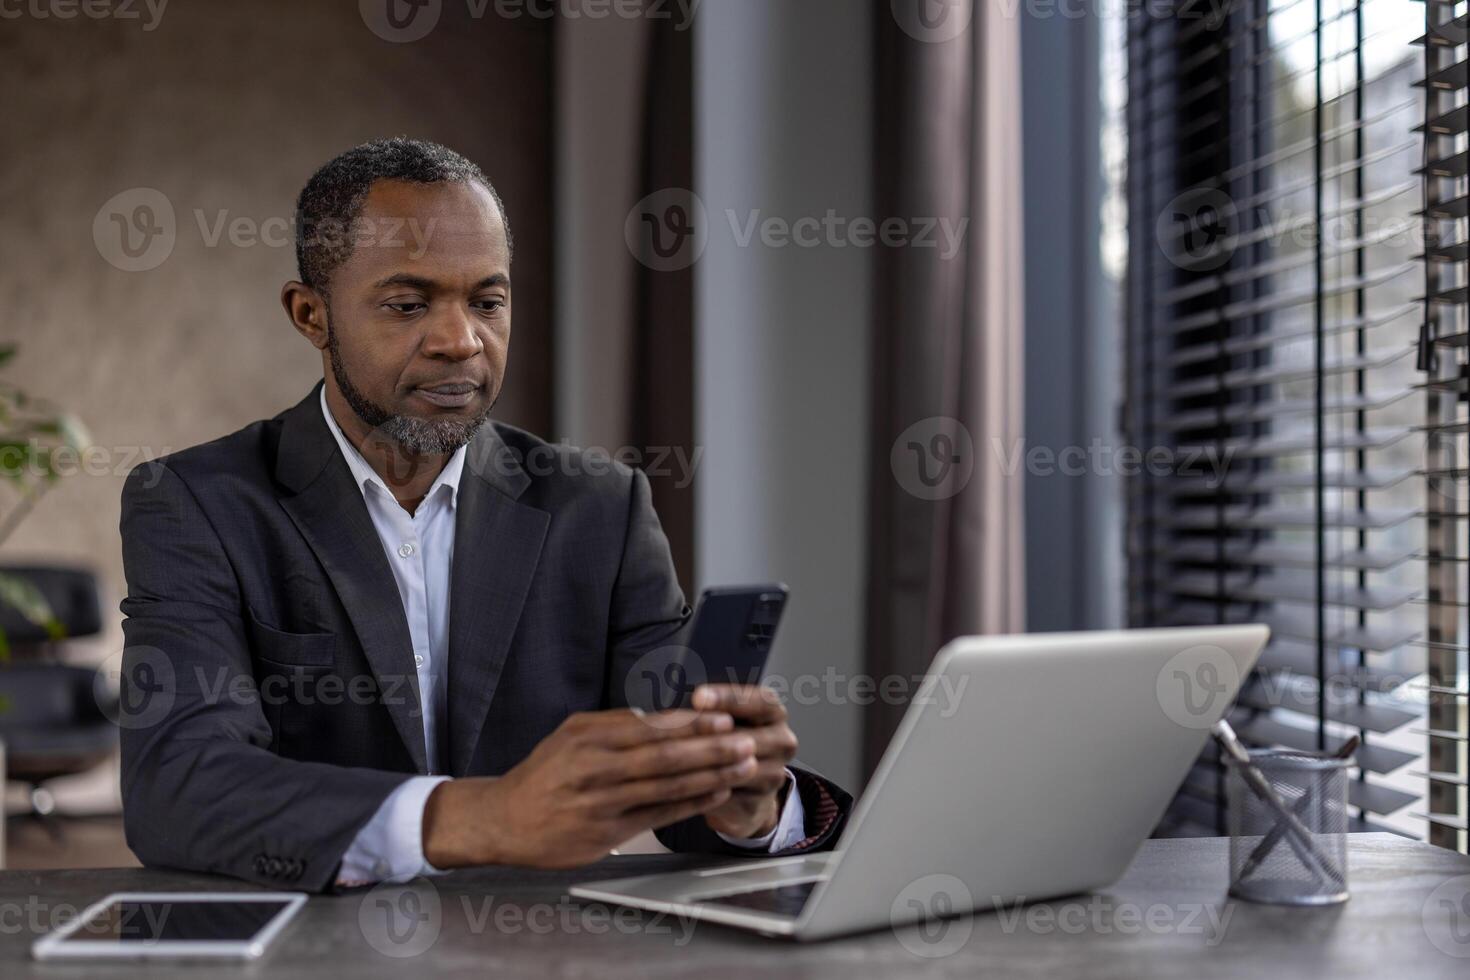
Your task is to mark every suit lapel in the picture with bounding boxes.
[446,428,548,776]
[274,385,429,774]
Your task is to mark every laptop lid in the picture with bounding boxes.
[794,624,1268,940]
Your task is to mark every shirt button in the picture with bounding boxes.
[414,654,425,668]
[398,542,414,558]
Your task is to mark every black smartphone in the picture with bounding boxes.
[625,584,788,712]
[680,583,788,693]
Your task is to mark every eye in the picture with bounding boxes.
[472,298,506,313]
[383,301,427,315]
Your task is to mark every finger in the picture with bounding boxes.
[589,732,757,785]
[563,708,734,748]
[691,684,786,724]
[588,756,758,812]
[740,724,799,763]
[724,759,790,794]
[686,711,740,736]
[607,708,735,743]
[631,709,740,737]
[618,788,733,835]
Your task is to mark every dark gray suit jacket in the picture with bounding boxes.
[118,384,849,892]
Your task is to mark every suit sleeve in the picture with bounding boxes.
[118,461,411,892]
[603,467,852,856]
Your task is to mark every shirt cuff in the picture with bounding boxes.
[336,775,452,887]
[716,770,807,853]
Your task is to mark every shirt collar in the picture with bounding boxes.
[319,385,467,507]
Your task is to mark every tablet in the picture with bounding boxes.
[32,892,307,961]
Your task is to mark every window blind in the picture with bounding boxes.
[1123,0,1469,849]
[1416,0,1470,850]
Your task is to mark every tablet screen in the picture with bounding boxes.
[35,893,306,961]
[62,899,292,944]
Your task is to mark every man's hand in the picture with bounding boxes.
[690,684,799,840]
[421,708,758,869]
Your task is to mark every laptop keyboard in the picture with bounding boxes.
[701,880,819,917]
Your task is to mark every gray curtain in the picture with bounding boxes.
[864,0,1027,773]
[630,14,696,597]
[552,9,696,597]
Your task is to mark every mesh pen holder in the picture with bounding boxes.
[1225,748,1351,906]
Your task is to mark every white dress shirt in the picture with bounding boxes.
[321,390,805,885]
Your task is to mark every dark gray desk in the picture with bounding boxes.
[2,834,1467,978]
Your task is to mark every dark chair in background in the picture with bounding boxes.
[0,565,114,835]
[0,565,103,646]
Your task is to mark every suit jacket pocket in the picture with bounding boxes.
[246,611,339,668]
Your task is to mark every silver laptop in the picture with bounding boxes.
[571,624,1268,941]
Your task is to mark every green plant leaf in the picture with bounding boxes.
[0,572,63,644]
[0,348,85,676]
[60,414,91,451]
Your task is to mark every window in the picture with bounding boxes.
[1121,0,1468,849]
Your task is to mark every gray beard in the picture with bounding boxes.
[327,329,491,456]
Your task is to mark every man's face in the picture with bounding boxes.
[322,178,511,453]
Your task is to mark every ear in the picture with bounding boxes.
[281,281,330,350]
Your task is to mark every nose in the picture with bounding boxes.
[421,306,483,362]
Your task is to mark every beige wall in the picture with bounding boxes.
[0,0,553,657]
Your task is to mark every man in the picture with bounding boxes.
[118,138,848,892]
